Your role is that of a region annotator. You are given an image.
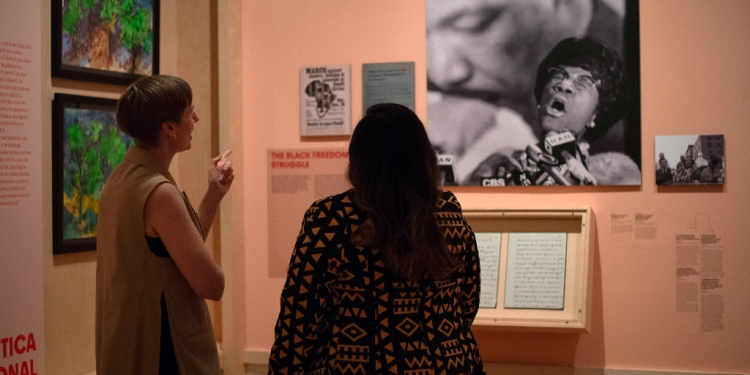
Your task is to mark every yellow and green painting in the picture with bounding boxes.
[61,0,155,75]
[63,107,132,239]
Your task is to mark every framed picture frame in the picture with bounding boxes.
[655,135,725,186]
[51,0,160,85]
[52,94,133,254]
[426,0,641,187]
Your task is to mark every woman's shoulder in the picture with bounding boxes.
[303,191,359,223]
[437,189,463,213]
[308,190,352,209]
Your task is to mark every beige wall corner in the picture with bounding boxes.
[167,0,224,343]
[218,0,247,374]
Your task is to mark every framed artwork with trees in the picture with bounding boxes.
[52,94,132,254]
[52,0,160,85]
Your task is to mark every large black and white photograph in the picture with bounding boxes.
[654,135,725,186]
[426,0,641,186]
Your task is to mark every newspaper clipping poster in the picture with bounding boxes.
[362,61,415,111]
[300,64,351,136]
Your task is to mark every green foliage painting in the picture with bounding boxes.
[62,107,132,239]
[60,0,155,75]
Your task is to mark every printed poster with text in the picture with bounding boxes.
[300,65,351,136]
[0,0,46,373]
[362,61,415,111]
[268,149,350,277]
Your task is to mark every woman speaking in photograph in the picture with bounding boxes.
[96,75,233,374]
[467,37,641,186]
[268,103,485,375]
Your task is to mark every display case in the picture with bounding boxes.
[464,208,593,332]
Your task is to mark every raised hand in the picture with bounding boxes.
[209,149,235,196]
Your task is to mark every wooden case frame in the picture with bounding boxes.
[465,207,593,332]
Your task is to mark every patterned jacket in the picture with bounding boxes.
[269,190,484,375]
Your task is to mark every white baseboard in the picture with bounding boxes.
[243,350,732,375]
[482,364,727,375]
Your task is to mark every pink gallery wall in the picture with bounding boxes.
[240,0,750,373]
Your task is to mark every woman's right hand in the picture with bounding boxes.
[197,149,236,241]
[208,149,235,198]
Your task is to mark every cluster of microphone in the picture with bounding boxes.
[439,130,597,186]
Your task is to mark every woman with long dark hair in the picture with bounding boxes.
[268,103,484,375]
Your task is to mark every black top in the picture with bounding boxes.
[146,236,179,374]
[146,235,170,258]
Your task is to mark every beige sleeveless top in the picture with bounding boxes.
[95,146,220,374]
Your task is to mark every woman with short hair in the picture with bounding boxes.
[268,103,485,375]
[96,75,233,374]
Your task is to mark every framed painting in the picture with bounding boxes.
[427,0,641,186]
[52,0,160,85]
[52,94,133,254]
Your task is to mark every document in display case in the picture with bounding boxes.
[465,208,593,332]
[476,233,501,308]
[505,232,567,310]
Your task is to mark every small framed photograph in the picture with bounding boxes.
[655,135,725,186]
[52,94,133,254]
[51,0,160,85]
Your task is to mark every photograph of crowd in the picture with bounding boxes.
[426,0,641,186]
[654,135,725,186]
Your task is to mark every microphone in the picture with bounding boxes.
[543,130,577,162]
[436,153,456,186]
[545,130,597,185]
[525,144,572,186]
[561,150,596,185]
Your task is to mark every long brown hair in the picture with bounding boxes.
[347,103,461,281]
